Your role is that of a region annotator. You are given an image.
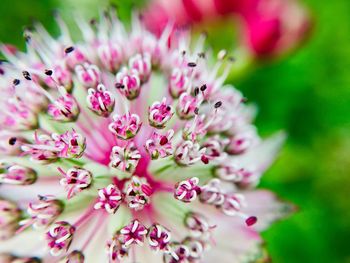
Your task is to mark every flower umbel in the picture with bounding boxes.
[0,10,287,263]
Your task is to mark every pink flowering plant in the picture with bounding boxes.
[0,9,288,263]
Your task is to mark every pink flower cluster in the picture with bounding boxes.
[0,9,287,263]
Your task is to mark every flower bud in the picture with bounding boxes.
[109,142,141,173]
[115,67,141,100]
[94,184,122,214]
[145,129,174,159]
[119,219,147,247]
[58,167,92,199]
[174,177,201,203]
[0,162,37,185]
[109,113,142,140]
[75,63,100,88]
[148,98,174,128]
[87,84,115,117]
[46,221,75,256]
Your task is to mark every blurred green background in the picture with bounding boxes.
[0,0,349,262]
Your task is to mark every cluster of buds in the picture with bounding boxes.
[107,220,171,260]
[21,130,86,163]
[0,10,284,262]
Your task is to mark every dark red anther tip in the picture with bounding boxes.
[159,136,168,146]
[201,155,209,164]
[245,216,257,226]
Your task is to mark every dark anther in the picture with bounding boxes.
[187,62,197,67]
[8,137,17,146]
[198,52,206,58]
[181,50,186,56]
[90,18,97,25]
[45,69,53,76]
[166,106,172,111]
[194,107,199,115]
[214,101,222,108]
[65,46,74,54]
[228,56,236,62]
[194,87,199,96]
[200,84,207,92]
[22,71,32,80]
[115,83,124,89]
[24,35,31,42]
[13,79,20,86]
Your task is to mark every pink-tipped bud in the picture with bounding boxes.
[226,126,259,155]
[0,162,37,185]
[94,184,123,214]
[201,136,229,164]
[148,98,174,128]
[110,142,141,173]
[148,224,171,251]
[128,53,152,83]
[145,129,174,159]
[174,177,201,203]
[124,176,151,211]
[115,67,141,100]
[176,93,200,120]
[221,193,245,216]
[46,221,75,256]
[58,167,92,199]
[59,250,85,263]
[97,42,123,72]
[75,63,100,88]
[169,68,190,98]
[182,237,205,261]
[109,112,142,140]
[52,129,86,159]
[0,199,21,240]
[87,84,115,117]
[199,179,225,206]
[174,140,206,166]
[120,219,148,247]
[164,243,190,263]
[106,235,129,262]
[48,87,80,122]
[22,196,64,229]
[185,212,213,238]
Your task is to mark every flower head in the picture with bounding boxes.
[0,10,286,262]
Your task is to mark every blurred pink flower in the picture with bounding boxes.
[0,9,289,262]
[144,0,311,58]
